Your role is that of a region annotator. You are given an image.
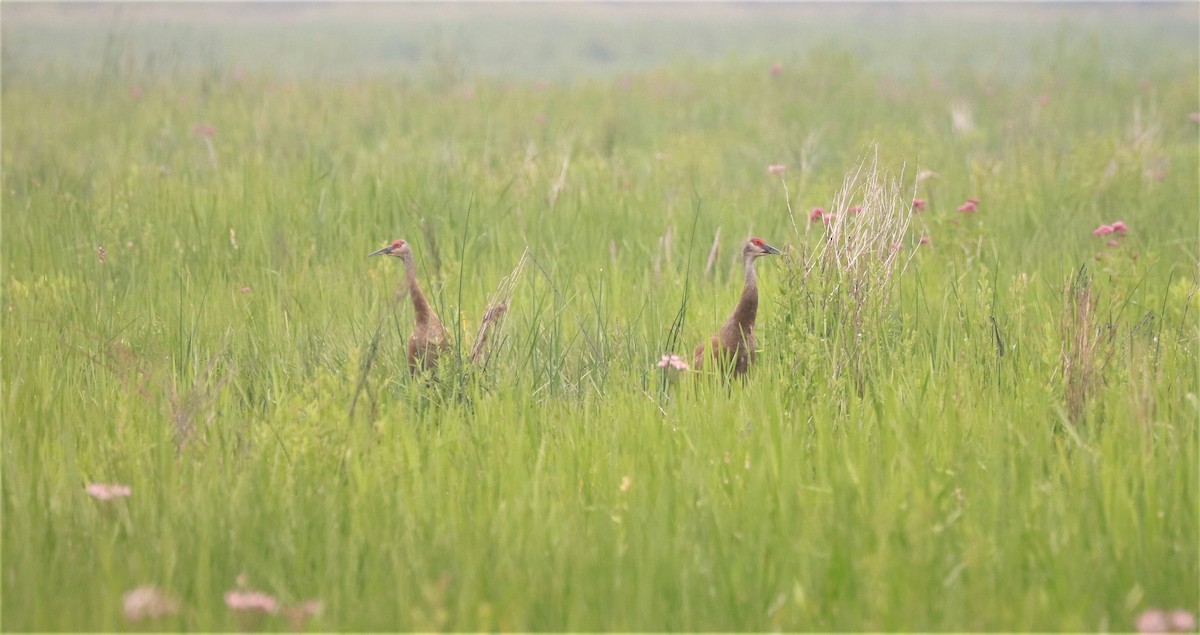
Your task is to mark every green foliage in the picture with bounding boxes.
[2,6,1197,631]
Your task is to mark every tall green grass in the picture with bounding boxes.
[2,7,1197,631]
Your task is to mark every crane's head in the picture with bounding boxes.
[745,237,782,258]
[369,239,412,259]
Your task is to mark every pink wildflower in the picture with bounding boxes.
[1137,609,1170,633]
[809,207,825,222]
[1093,224,1115,236]
[1038,95,1050,107]
[767,164,786,175]
[1169,610,1196,632]
[224,590,279,614]
[657,354,689,372]
[240,286,252,294]
[912,198,926,211]
[1111,220,1128,233]
[123,586,180,621]
[86,483,131,501]
[1106,240,1120,247]
[129,85,143,99]
[97,246,107,264]
[193,124,216,139]
[956,201,977,213]
[919,236,931,245]
[966,197,980,205]
[769,63,782,78]
[848,205,863,214]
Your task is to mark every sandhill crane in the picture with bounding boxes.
[693,237,782,377]
[370,238,450,373]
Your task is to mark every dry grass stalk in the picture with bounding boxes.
[809,148,914,287]
[704,227,721,276]
[1060,269,1109,425]
[548,154,570,207]
[469,248,527,368]
[950,101,975,136]
[802,149,915,345]
[781,147,915,393]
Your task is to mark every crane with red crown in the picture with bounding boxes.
[693,237,782,377]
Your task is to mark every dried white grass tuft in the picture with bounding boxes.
[950,101,975,136]
[814,149,914,286]
[779,146,918,393]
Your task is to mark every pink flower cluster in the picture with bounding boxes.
[123,586,180,621]
[225,590,279,614]
[657,354,690,371]
[1136,608,1196,633]
[773,174,980,248]
[766,164,786,175]
[86,483,131,501]
[1092,220,1130,247]
[225,585,323,629]
[122,578,323,626]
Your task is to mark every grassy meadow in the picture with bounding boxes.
[2,4,1198,631]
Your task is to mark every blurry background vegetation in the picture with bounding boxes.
[2,3,1197,632]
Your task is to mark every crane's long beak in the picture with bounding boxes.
[763,243,782,255]
[368,246,391,257]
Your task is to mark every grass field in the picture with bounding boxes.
[2,3,1198,631]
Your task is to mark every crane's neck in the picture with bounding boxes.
[402,253,433,326]
[729,255,759,328]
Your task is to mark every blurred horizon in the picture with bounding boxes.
[4,2,1197,82]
